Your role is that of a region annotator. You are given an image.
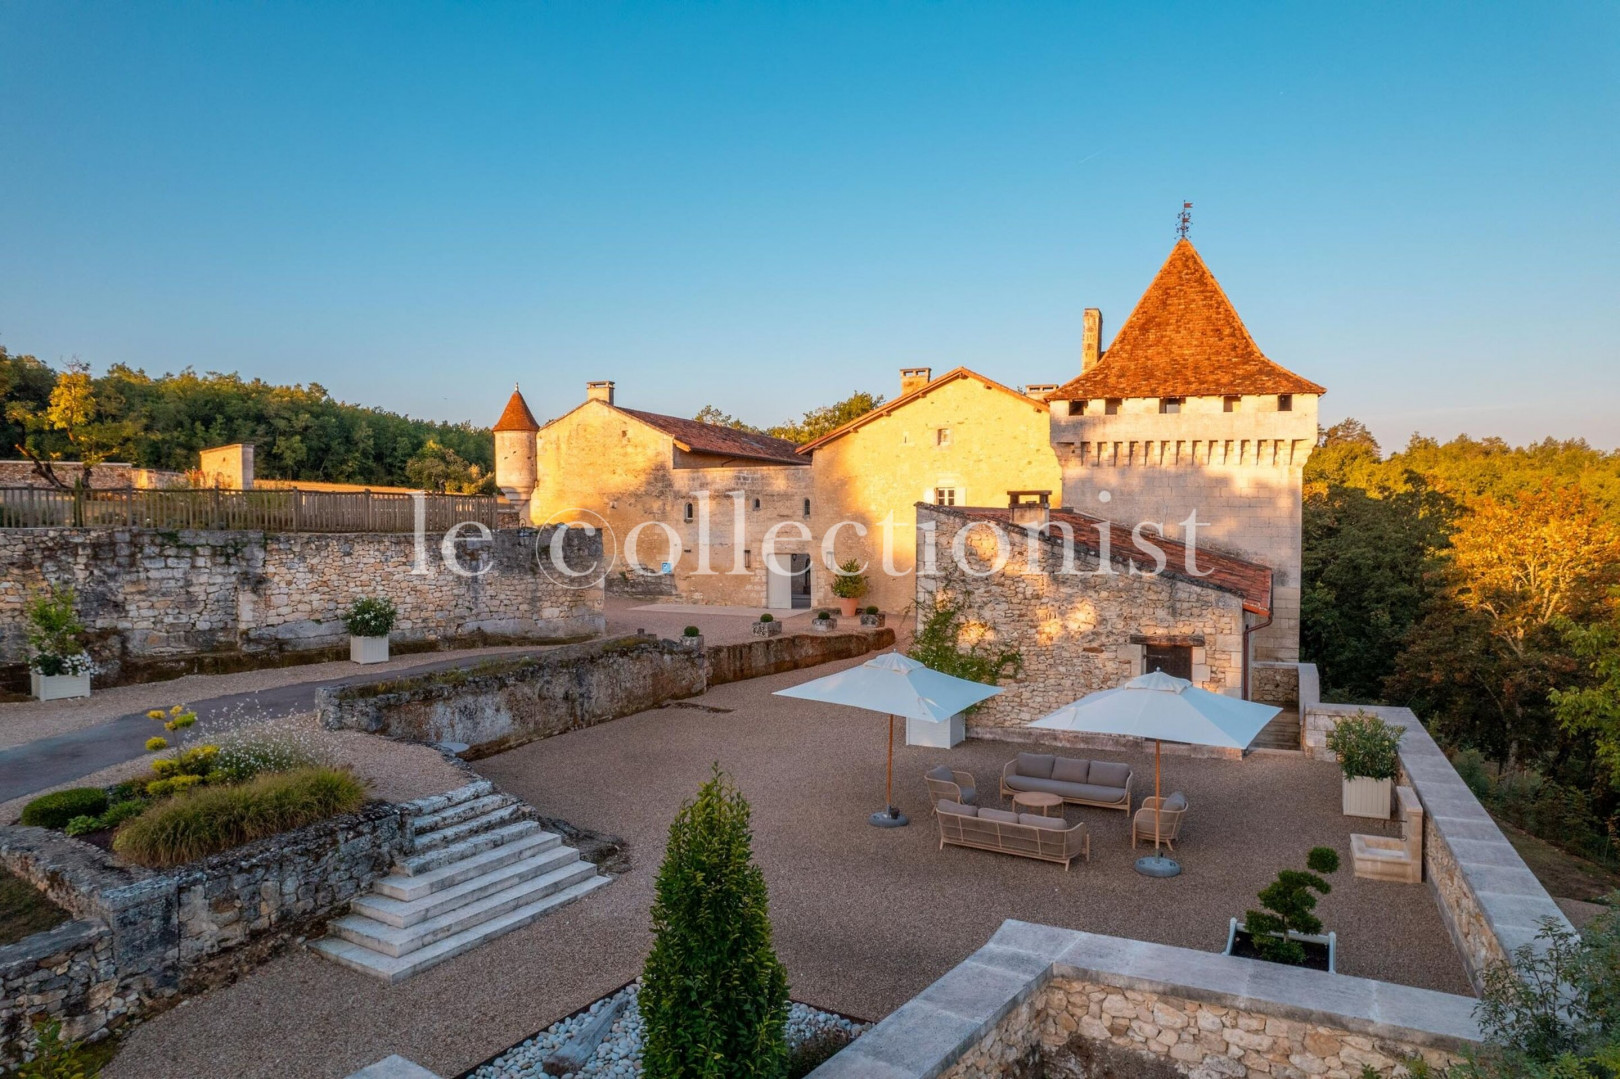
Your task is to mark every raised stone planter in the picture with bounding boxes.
[810,616,839,633]
[679,634,705,651]
[1343,775,1392,819]
[859,612,886,628]
[350,635,390,665]
[30,670,91,701]
[751,619,782,638]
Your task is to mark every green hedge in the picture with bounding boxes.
[20,788,108,830]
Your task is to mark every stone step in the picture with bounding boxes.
[376,831,562,902]
[332,861,601,957]
[406,780,493,818]
[310,875,611,984]
[410,793,512,837]
[410,802,524,853]
[399,820,540,876]
[353,846,582,928]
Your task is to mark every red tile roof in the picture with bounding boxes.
[493,387,541,432]
[1049,240,1325,401]
[932,504,1273,616]
[794,367,1049,455]
[620,408,807,465]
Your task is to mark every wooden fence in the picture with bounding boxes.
[0,487,508,533]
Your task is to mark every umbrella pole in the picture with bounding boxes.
[1154,738,1162,853]
[1135,737,1180,877]
[869,713,908,828]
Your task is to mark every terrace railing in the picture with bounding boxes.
[0,486,507,533]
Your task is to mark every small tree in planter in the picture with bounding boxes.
[811,609,837,632]
[859,605,885,628]
[752,612,781,637]
[641,766,789,1078]
[343,597,397,664]
[1325,712,1404,819]
[25,585,93,700]
[681,625,704,649]
[1236,846,1341,969]
[830,558,868,617]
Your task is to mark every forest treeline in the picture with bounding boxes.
[1303,420,1620,864]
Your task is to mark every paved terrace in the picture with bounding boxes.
[105,654,1471,1079]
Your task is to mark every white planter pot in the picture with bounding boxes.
[31,671,91,701]
[350,635,390,665]
[1342,776,1393,819]
[906,712,965,749]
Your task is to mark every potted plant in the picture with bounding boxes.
[811,609,838,633]
[859,605,885,628]
[1225,846,1340,972]
[25,585,94,701]
[343,597,397,664]
[1325,711,1404,819]
[751,612,781,638]
[681,625,704,650]
[830,558,868,618]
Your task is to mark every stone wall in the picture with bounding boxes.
[0,526,604,676]
[809,920,1479,1079]
[1249,661,1299,707]
[915,505,1247,727]
[705,627,895,686]
[0,798,416,1066]
[0,461,189,490]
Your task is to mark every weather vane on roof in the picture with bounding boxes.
[1176,201,1193,240]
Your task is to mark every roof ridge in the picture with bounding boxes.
[795,367,1049,454]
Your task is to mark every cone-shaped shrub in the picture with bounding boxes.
[641,765,789,1079]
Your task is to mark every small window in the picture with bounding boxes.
[1104,399,1121,416]
[1067,400,1086,416]
[1223,395,1241,413]
[802,498,811,518]
[752,497,761,510]
[934,487,957,507]
[1278,394,1293,412]
[743,549,753,569]
[936,428,952,446]
[1159,397,1182,414]
[684,502,694,523]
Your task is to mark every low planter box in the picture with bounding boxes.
[810,617,839,633]
[1342,776,1392,819]
[859,612,886,628]
[31,671,91,701]
[350,635,390,665]
[1223,917,1336,973]
[751,621,782,638]
[679,634,705,650]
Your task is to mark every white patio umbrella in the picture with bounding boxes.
[774,652,1003,828]
[1029,670,1280,876]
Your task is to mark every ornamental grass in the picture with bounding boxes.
[112,766,367,867]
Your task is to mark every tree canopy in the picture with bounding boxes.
[693,390,885,445]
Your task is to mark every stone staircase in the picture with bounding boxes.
[310,781,609,983]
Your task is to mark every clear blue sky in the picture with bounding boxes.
[3,2,1617,451]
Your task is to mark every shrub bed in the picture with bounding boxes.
[19,788,109,829]
[112,766,368,867]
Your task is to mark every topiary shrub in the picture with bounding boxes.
[1244,846,1340,965]
[641,766,789,1079]
[20,788,108,830]
[683,625,701,638]
[759,613,774,623]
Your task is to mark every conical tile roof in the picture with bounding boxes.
[493,386,541,432]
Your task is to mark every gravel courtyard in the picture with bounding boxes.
[104,652,1472,1079]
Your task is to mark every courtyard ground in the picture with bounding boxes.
[102,652,1472,1079]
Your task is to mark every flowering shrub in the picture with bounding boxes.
[343,597,397,638]
[208,715,332,782]
[25,585,92,677]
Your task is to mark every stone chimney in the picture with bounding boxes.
[586,380,615,405]
[1081,308,1103,372]
[1008,490,1051,529]
[1023,384,1059,401]
[899,367,932,396]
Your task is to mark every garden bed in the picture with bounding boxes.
[0,864,68,945]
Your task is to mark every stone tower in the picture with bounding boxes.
[1046,239,1326,662]
[493,385,541,509]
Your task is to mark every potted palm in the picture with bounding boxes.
[1225,846,1340,972]
[344,597,397,664]
[1325,711,1404,819]
[830,558,868,618]
[26,585,94,701]
[751,612,781,638]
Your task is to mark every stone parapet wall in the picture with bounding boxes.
[809,921,1479,1079]
[0,526,604,674]
[1302,702,1569,992]
[0,461,189,490]
[0,920,117,1068]
[704,627,894,686]
[1249,661,1300,707]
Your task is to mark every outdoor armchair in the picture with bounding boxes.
[924,765,977,808]
[1131,792,1188,849]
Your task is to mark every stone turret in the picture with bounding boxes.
[493,385,541,507]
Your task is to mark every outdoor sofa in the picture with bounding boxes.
[934,800,1090,869]
[999,753,1134,813]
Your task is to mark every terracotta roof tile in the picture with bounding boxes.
[493,387,541,432]
[620,408,807,465]
[935,504,1273,616]
[1050,239,1324,400]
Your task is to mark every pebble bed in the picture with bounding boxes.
[470,982,866,1079]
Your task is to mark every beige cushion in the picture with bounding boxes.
[979,807,1019,824]
[1088,761,1131,788]
[1015,753,1055,780]
[1051,757,1090,784]
[1020,813,1067,830]
[937,800,977,817]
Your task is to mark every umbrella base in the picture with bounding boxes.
[868,808,909,828]
[1135,854,1181,877]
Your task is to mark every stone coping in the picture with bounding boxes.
[1308,702,1572,963]
[809,919,1481,1079]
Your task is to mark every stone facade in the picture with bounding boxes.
[1249,661,1300,707]
[0,800,414,1066]
[915,504,1248,727]
[0,526,604,674]
[804,369,1063,613]
[0,460,189,490]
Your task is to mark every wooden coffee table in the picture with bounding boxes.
[1011,791,1063,816]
